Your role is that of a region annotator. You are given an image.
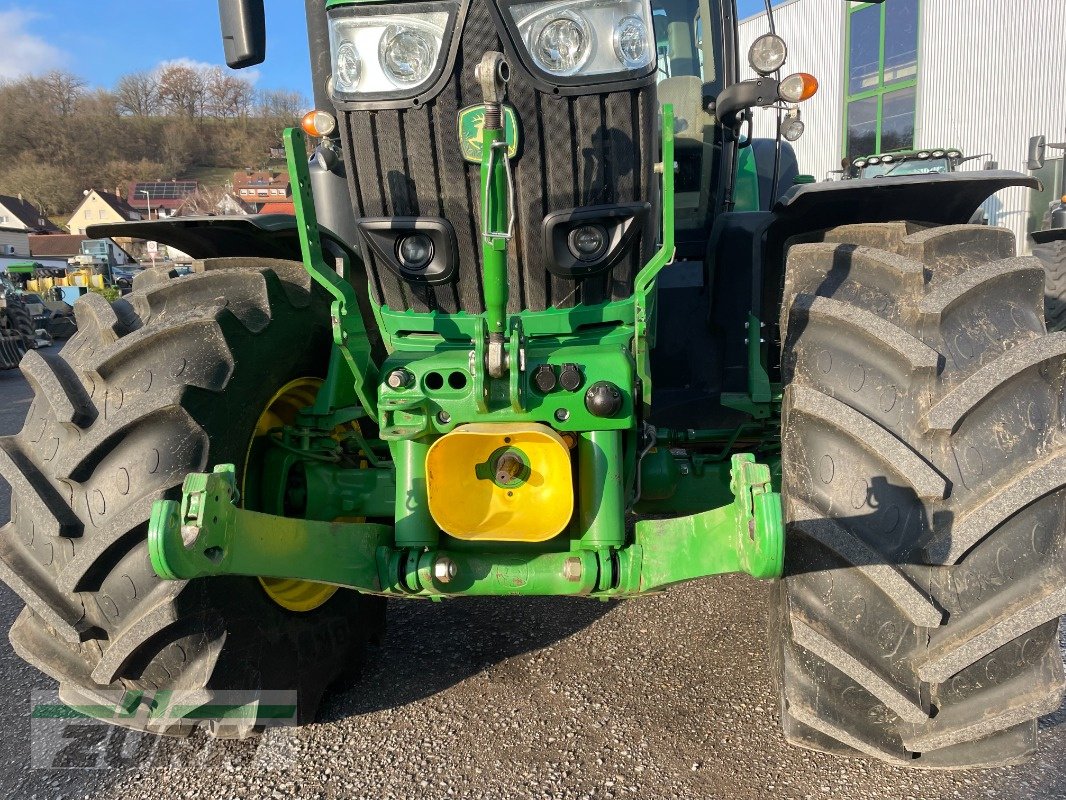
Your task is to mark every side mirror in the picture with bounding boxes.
[1027,135,1047,171]
[218,0,266,69]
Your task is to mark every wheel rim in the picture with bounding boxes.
[246,377,340,613]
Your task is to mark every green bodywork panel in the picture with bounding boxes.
[148,454,783,597]
[734,145,761,212]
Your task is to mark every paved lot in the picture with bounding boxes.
[1,351,1065,799]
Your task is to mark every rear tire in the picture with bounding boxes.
[774,222,1066,767]
[0,259,384,736]
[1033,235,1066,331]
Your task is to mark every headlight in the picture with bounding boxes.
[328,10,449,98]
[509,0,654,80]
[748,34,787,75]
[533,11,591,75]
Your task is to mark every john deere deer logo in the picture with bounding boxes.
[458,104,520,164]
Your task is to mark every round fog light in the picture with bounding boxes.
[397,233,434,271]
[568,224,608,262]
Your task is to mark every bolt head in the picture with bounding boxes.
[386,368,413,390]
[562,557,583,582]
[437,410,451,425]
[433,557,457,584]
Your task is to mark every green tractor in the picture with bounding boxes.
[1027,132,1066,330]
[2,0,1062,768]
[0,272,37,369]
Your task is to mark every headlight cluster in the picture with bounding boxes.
[509,0,654,78]
[328,11,449,98]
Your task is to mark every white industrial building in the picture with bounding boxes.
[738,0,1066,250]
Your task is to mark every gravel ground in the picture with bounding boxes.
[1,351,1065,799]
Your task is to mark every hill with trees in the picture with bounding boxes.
[0,65,305,219]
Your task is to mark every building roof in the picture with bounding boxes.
[29,234,88,259]
[128,181,200,211]
[0,195,62,232]
[95,191,141,220]
[258,202,295,215]
[233,170,290,189]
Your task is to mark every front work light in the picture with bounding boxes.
[748,33,787,75]
[781,114,804,143]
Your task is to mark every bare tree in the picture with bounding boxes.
[257,89,307,141]
[157,64,207,119]
[206,68,255,119]
[0,161,80,217]
[39,70,87,118]
[115,71,160,116]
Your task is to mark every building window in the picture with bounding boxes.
[844,0,919,159]
[84,210,92,219]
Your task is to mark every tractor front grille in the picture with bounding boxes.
[337,0,657,314]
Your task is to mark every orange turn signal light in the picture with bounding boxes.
[301,110,337,138]
[779,72,819,103]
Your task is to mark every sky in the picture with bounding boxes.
[0,1,780,95]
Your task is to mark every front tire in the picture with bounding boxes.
[774,222,1066,767]
[0,259,384,736]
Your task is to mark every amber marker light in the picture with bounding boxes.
[778,72,819,103]
[301,110,337,138]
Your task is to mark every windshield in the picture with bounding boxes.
[860,157,950,178]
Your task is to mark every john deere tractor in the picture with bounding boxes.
[0,273,36,369]
[1,0,1062,768]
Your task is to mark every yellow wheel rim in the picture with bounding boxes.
[246,377,340,613]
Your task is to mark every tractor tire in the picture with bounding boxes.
[0,259,385,736]
[5,295,38,349]
[0,328,26,370]
[1033,236,1066,332]
[774,222,1066,768]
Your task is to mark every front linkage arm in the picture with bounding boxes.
[148,455,783,598]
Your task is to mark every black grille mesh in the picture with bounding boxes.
[338,0,656,313]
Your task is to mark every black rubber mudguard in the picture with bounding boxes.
[707,170,1041,395]
[773,170,1039,227]
[85,215,355,262]
[1032,227,1066,245]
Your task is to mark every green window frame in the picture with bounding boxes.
[843,0,920,160]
